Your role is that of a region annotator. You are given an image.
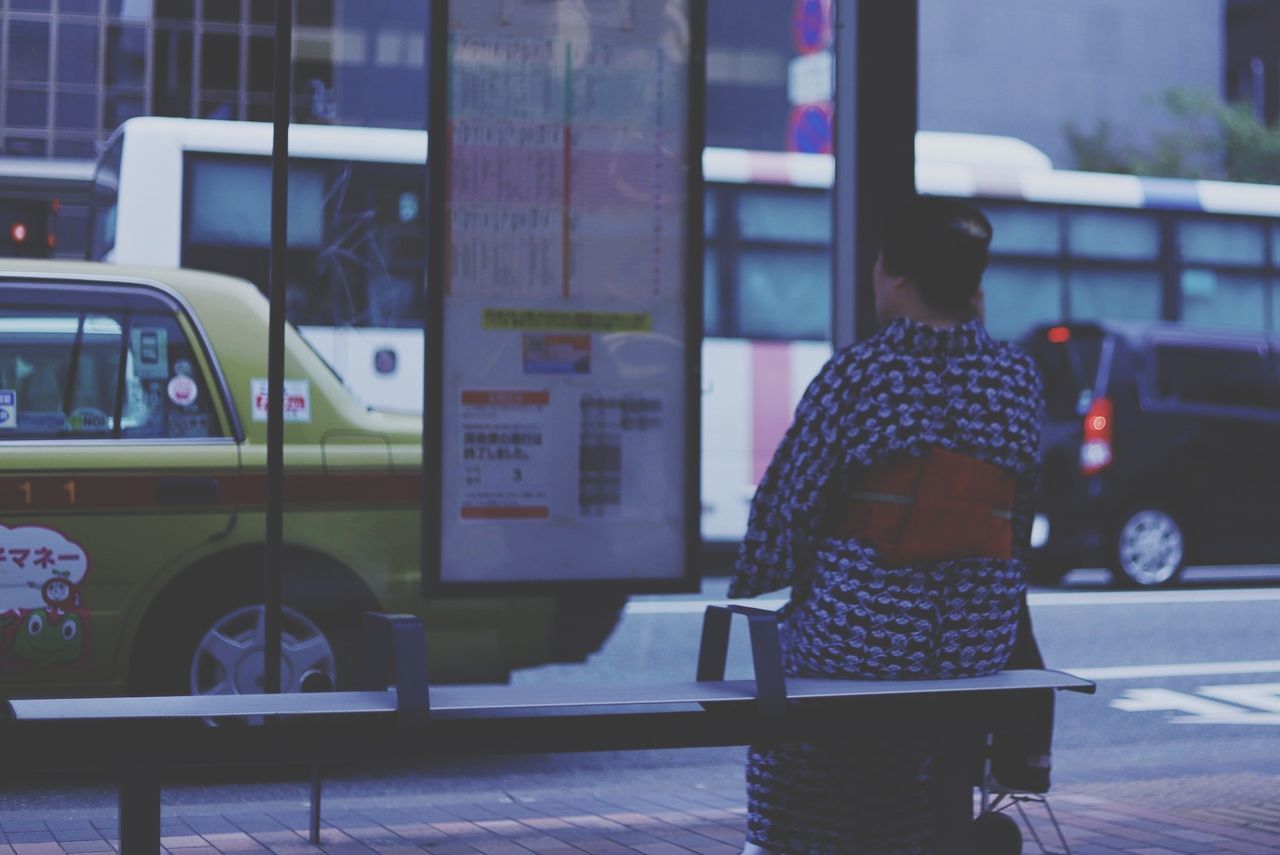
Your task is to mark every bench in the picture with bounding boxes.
[2,606,1094,855]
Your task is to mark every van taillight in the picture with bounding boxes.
[1080,397,1113,476]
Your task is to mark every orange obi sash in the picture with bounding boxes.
[833,446,1015,566]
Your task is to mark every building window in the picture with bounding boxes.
[109,0,156,20]
[3,137,49,157]
[56,23,101,87]
[54,139,99,159]
[9,21,52,84]
[247,35,273,96]
[202,0,242,24]
[62,0,104,14]
[56,92,99,131]
[200,32,240,91]
[105,93,146,131]
[6,88,50,129]
[153,27,194,116]
[297,0,334,28]
[107,25,149,89]
[155,0,195,21]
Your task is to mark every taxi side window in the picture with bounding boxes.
[0,299,222,440]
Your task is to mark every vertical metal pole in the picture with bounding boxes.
[423,0,449,594]
[831,0,919,348]
[118,763,161,854]
[265,0,293,695]
[831,0,858,351]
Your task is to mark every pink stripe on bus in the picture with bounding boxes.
[751,341,794,485]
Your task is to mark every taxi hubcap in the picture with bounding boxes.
[1118,510,1183,586]
[190,605,336,696]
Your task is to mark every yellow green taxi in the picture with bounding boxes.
[0,260,619,698]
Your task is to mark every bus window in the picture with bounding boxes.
[181,153,425,330]
[703,254,720,337]
[1180,270,1267,330]
[186,157,324,247]
[1069,268,1162,322]
[1068,210,1159,261]
[736,249,829,340]
[1180,217,1266,267]
[982,206,1060,256]
[737,190,830,243]
[982,262,1063,342]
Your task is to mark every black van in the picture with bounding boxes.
[1021,321,1280,587]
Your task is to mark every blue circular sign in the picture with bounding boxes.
[792,0,830,54]
[789,104,833,154]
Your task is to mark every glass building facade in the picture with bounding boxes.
[0,0,429,160]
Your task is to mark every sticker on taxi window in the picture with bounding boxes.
[0,390,15,430]
[0,524,90,670]
[131,328,169,380]
[251,379,312,423]
[167,374,199,407]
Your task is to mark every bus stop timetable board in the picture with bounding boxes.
[425,0,705,592]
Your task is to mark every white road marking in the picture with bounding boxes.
[626,587,1280,615]
[1065,660,1280,681]
[1027,589,1280,607]
[1111,687,1247,718]
[1199,682,1280,714]
[1112,683,1280,725]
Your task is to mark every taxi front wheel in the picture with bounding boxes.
[129,581,359,697]
[189,604,338,696]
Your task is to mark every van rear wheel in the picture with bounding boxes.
[1114,508,1185,587]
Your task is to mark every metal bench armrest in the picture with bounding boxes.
[696,605,786,718]
[361,612,430,724]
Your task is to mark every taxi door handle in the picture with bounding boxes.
[155,477,221,506]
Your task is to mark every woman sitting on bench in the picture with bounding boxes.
[730,196,1044,854]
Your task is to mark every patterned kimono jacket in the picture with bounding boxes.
[729,317,1043,854]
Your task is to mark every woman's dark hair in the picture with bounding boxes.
[879,196,993,316]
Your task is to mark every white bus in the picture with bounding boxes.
[90,118,427,408]
[91,117,1280,547]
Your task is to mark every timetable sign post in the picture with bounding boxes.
[424,0,706,594]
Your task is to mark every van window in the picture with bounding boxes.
[1154,344,1275,411]
[0,287,223,440]
[1027,330,1104,421]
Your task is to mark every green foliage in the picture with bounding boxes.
[1064,88,1280,185]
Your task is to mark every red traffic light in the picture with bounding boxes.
[10,222,28,244]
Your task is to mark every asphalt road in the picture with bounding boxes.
[5,566,1280,812]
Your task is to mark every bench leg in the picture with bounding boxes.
[310,762,323,845]
[929,730,978,855]
[119,763,161,854]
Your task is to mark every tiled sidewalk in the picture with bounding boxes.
[4,775,1280,853]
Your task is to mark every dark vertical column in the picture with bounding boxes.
[118,763,161,854]
[685,0,708,590]
[831,0,919,347]
[265,0,293,695]
[422,0,449,593]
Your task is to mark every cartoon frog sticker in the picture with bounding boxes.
[0,524,91,669]
[0,608,84,666]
